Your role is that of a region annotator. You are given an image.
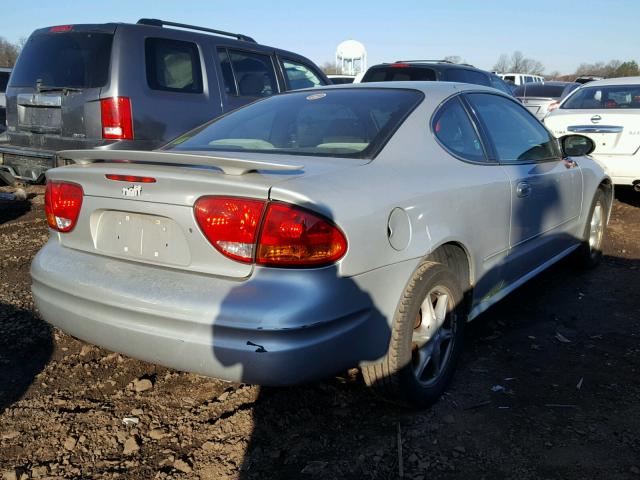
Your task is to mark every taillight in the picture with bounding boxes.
[547,101,560,113]
[50,25,73,32]
[256,202,347,267]
[193,197,347,267]
[101,97,134,140]
[194,197,266,263]
[44,181,84,232]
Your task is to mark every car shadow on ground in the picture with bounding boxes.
[614,185,640,208]
[0,198,31,225]
[0,302,53,414]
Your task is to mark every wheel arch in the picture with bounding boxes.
[426,241,474,293]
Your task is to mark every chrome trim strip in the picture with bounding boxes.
[568,125,623,134]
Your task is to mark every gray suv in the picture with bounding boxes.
[0,19,329,183]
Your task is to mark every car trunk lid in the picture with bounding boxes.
[546,110,640,156]
[46,149,363,279]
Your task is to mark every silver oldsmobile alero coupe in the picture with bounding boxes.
[31,82,612,407]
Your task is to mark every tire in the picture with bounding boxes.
[362,261,466,408]
[572,188,607,269]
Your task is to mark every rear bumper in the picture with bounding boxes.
[31,240,393,385]
[0,145,56,183]
[590,154,639,185]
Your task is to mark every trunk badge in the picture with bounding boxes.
[591,115,602,124]
[122,185,142,197]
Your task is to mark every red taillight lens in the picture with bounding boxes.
[193,197,348,267]
[105,174,156,183]
[392,62,410,68]
[256,203,347,267]
[44,181,84,233]
[101,97,134,140]
[194,196,266,263]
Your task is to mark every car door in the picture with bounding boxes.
[464,92,583,284]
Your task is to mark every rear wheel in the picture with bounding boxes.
[573,189,606,269]
[362,261,465,408]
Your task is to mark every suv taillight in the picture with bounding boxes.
[101,97,133,140]
[194,196,347,267]
[45,181,84,232]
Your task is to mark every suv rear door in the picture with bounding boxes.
[6,25,116,152]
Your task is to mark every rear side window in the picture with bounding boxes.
[562,85,640,109]
[362,67,437,82]
[444,69,490,87]
[217,48,278,97]
[467,93,558,163]
[145,38,203,93]
[514,84,566,98]
[281,58,323,90]
[432,97,486,162]
[9,32,112,88]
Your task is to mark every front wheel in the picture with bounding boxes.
[362,261,466,408]
[573,189,607,269]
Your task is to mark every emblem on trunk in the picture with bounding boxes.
[122,185,142,197]
[591,115,602,124]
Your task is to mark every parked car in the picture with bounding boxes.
[498,73,544,86]
[361,60,514,94]
[514,81,580,120]
[0,66,11,133]
[0,19,329,184]
[545,76,640,189]
[32,82,612,407]
[327,74,356,85]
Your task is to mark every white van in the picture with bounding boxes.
[499,73,544,86]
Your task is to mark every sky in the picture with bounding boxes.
[1,0,639,74]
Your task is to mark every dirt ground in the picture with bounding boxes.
[0,185,639,480]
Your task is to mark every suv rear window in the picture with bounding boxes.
[362,67,437,82]
[169,88,424,159]
[145,38,203,93]
[444,69,490,86]
[562,85,640,109]
[9,32,112,88]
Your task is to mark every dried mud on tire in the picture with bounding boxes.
[1,185,639,479]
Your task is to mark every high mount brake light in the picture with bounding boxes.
[101,97,134,140]
[194,197,347,267]
[50,25,73,32]
[45,181,84,233]
[392,63,410,68]
[105,174,156,183]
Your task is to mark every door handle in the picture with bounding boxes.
[516,181,531,198]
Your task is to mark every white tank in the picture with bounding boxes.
[336,40,367,76]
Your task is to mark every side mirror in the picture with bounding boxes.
[559,134,595,157]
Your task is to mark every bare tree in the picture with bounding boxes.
[320,61,341,75]
[493,54,510,73]
[493,51,545,74]
[443,55,463,64]
[0,37,21,68]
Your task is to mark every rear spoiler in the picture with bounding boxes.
[56,150,303,176]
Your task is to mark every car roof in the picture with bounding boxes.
[299,80,502,97]
[578,76,640,87]
[369,61,481,70]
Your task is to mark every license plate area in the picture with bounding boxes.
[95,211,191,266]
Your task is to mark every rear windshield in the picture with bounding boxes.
[168,88,424,159]
[9,32,113,88]
[362,67,437,82]
[514,84,566,98]
[562,85,640,109]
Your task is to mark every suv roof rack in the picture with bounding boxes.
[392,60,476,68]
[137,18,256,43]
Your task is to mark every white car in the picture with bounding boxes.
[498,73,544,86]
[545,77,640,189]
